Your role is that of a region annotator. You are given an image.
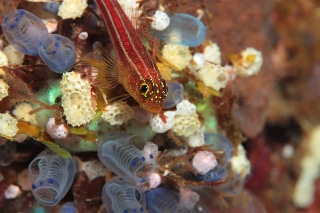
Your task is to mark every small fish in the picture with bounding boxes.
[94,0,167,113]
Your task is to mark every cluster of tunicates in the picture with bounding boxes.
[98,132,155,212]
[1,9,76,73]
[97,132,198,213]
[97,132,238,213]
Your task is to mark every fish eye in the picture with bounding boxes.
[140,83,148,95]
[139,80,153,98]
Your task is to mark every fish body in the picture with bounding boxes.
[94,0,167,113]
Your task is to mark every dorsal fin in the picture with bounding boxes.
[76,46,119,89]
[125,5,142,31]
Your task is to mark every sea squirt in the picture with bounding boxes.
[102,177,146,213]
[163,80,184,109]
[2,9,48,56]
[38,34,77,73]
[97,132,157,183]
[153,13,207,47]
[28,149,77,206]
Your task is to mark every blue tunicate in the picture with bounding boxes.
[38,34,77,73]
[28,149,77,206]
[44,2,60,14]
[97,132,156,183]
[0,141,16,166]
[196,164,229,183]
[59,202,77,213]
[163,80,184,109]
[153,13,206,47]
[1,9,49,56]
[146,188,194,213]
[102,177,146,213]
[204,133,234,162]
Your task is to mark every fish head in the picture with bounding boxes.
[129,77,168,113]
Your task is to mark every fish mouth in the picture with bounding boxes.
[142,103,163,114]
[148,108,162,114]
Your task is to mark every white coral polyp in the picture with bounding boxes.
[3,45,24,65]
[151,10,170,31]
[4,185,21,199]
[150,111,175,133]
[12,102,38,125]
[231,144,251,178]
[0,68,5,75]
[192,151,217,175]
[79,159,108,181]
[234,47,263,76]
[61,71,96,126]
[162,44,192,70]
[185,128,205,147]
[143,142,158,159]
[203,41,221,65]
[149,172,161,189]
[46,118,68,139]
[58,0,88,19]
[191,52,205,70]
[0,79,9,101]
[194,63,230,91]
[0,113,19,138]
[173,114,200,137]
[101,101,134,125]
[0,50,8,67]
[176,99,196,116]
